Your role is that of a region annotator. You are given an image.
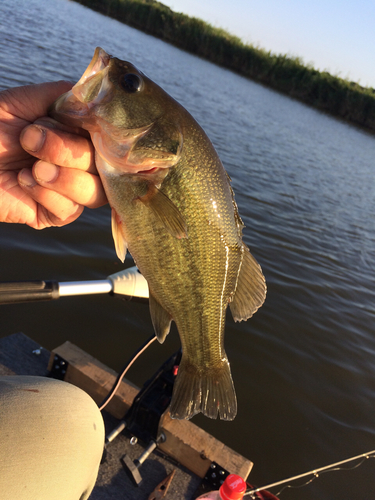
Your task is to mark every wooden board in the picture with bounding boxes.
[48,341,253,479]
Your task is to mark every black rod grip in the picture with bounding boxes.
[0,280,59,304]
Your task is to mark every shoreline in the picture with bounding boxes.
[73,0,375,133]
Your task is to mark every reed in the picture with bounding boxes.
[73,0,375,132]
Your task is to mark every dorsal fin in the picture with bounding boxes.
[229,244,266,322]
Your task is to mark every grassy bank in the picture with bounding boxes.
[74,0,375,132]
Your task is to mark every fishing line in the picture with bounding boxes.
[244,450,375,498]
[99,333,157,411]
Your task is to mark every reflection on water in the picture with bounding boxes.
[1,0,375,497]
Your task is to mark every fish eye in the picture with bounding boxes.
[120,73,143,93]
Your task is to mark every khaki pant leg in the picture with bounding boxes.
[0,376,105,500]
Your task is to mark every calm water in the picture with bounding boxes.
[1,0,375,498]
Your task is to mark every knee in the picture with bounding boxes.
[0,376,105,500]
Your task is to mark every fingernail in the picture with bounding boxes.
[34,161,59,183]
[20,125,46,152]
[18,168,37,187]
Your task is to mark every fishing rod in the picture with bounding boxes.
[244,450,375,498]
[0,266,149,305]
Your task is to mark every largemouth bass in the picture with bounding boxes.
[50,47,266,420]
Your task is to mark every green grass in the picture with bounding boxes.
[73,0,375,132]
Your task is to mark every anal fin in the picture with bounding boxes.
[149,292,172,344]
[111,208,128,263]
[229,244,266,322]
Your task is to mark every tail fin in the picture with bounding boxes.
[169,356,237,420]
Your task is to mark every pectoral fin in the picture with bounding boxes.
[111,208,128,262]
[149,292,172,343]
[138,184,188,239]
[229,244,266,321]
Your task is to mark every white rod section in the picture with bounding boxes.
[58,280,113,297]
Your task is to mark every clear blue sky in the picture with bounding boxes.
[162,0,375,88]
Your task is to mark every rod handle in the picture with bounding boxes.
[0,280,59,304]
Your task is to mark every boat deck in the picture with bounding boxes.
[0,332,253,499]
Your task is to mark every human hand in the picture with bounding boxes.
[0,81,107,229]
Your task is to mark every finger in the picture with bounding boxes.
[17,168,84,228]
[20,123,96,173]
[34,117,91,138]
[36,203,84,229]
[19,161,107,209]
[0,81,73,121]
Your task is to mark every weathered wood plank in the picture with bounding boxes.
[159,414,253,479]
[48,341,253,479]
[48,341,139,419]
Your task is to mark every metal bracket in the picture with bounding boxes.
[121,433,166,486]
[49,354,68,380]
[124,349,181,443]
[105,349,181,486]
[106,349,181,446]
[194,462,231,497]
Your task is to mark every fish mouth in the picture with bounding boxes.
[71,47,112,104]
[77,47,111,86]
[50,47,112,124]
